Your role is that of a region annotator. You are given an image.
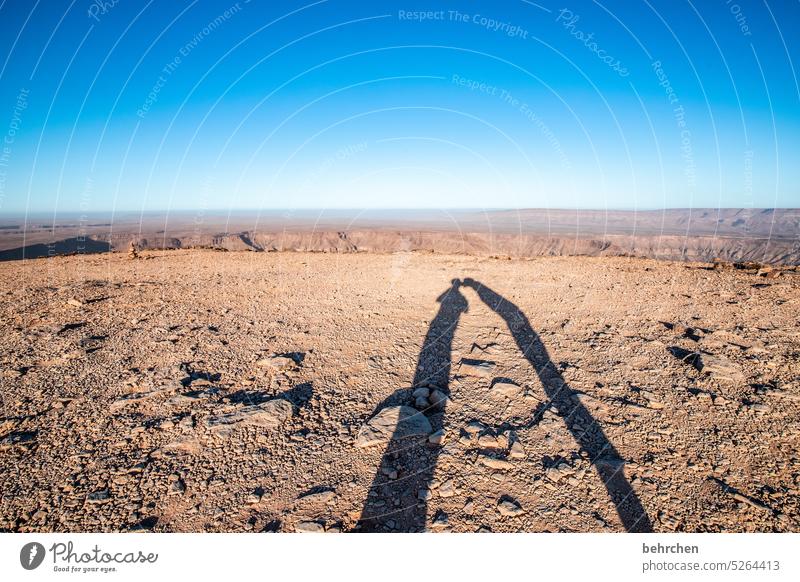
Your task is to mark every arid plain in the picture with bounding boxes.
[1,247,798,532]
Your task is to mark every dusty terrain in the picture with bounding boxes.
[1,249,799,533]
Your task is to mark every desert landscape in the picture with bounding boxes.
[1,248,798,533]
[1,208,799,265]
[2,2,799,578]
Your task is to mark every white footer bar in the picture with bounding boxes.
[1,533,797,581]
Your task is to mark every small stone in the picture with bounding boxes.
[496,432,510,449]
[298,490,337,504]
[295,521,325,533]
[418,488,433,501]
[246,493,262,505]
[509,441,525,459]
[207,398,294,436]
[412,387,430,399]
[169,479,186,496]
[477,434,500,448]
[464,421,486,434]
[439,479,456,498]
[545,468,562,482]
[545,462,573,482]
[497,498,525,517]
[256,355,296,371]
[641,390,664,409]
[86,489,110,504]
[459,359,496,377]
[429,389,449,411]
[356,406,433,448]
[490,381,522,398]
[431,511,450,529]
[479,455,513,470]
[67,298,85,308]
[463,500,474,515]
[698,354,744,383]
[32,510,47,521]
[428,429,445,446]
[415,396,430,409]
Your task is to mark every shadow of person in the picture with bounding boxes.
[462,278,652,532]
[357,279,468,532]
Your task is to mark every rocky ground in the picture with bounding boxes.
[0,249,799,533]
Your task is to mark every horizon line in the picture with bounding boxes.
[1,206,797,218]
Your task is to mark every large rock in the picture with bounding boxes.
[207,399,294,436]
[355,405,432,448]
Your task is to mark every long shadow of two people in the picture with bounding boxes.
[357,278,651,533]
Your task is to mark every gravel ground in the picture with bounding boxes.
[1,249,798,533]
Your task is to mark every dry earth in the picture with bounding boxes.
[1,250,799,533]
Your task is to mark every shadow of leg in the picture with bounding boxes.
[356,280,468,532]
[463,278,652,533]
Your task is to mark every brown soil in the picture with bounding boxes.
[1,250,798,532]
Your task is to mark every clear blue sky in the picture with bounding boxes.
[0,0,798,213]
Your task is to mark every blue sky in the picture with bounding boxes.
[0,0,798,213]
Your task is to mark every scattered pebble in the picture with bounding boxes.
[497,498,525,517]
